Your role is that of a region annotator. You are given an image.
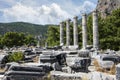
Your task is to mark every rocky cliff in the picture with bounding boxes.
[96,0,120,18]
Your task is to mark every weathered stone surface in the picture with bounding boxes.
[66,19,71,46]
[89,71,115,80]
[60,22,64,46]
[73,16,78,46]
[52,62,62,71]
[3,75,48,80]
[51,71,115,80]
[66,57,91,72]
[3,65,49,80]
[50,71,82,80]
[116,63,120,80]
[93,11,99,50]
[99,61,114,69]
[78,49,90,57]
[96,0,120,18]
[82,14,87,49]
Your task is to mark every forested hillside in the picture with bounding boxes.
[0,22,49,35]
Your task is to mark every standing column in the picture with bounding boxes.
[93,10,99,50]
[66,19,71,46]
[73,16,78,46]
[82,13,87,49]
[60,22,64,46]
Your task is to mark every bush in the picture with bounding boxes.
[8,52,24,62]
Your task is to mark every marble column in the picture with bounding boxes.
[93,10,99,50]
[60,22,64,46]
[66,19,71,46]
[73,16,78,46]
[82,13,87,49]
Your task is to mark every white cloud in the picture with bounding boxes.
[3,3,71,24]
[83,1,96,12]
[2,0,97,24]
[75,1,96,15]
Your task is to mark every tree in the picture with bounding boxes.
[1,32,26,47]
[99,8,120,50]
[1,32,36,48]
[8,51,24,62]
[46,26,60,46]
[0,35,3,49]
[25,34,37,46]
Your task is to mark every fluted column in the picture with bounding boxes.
[82,13,87,49]
[66,19,71,46]
[93,10,99,50]
[60,22,64,45]
[73,16,78,46]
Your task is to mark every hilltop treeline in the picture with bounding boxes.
[0,22,49,36]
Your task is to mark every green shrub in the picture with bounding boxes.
[8,52,24,62]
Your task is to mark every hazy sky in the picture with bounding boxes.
[0,0,98,24]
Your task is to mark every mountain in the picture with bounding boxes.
[96,0,120,18]
[0,22,49,36]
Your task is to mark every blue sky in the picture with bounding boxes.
[0,0,98,24]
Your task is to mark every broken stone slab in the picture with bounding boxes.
[3,75,47,80]
[8,65,44,72]
[116,63,120,80]
[50,71,84,80]
[66,51,78,57]
[0,54,8,68]
[3,65,48,80]
[40,51,66,65]
[0,75,4,80]
[66,57,91,72]
[4,62,19,72]
[99,61,114,69]
[3,71,47,80]
[23,63,53,73]
[88,71,115,80]
[102,55,120,64]
[78,49,90,57]
[62,66,71,73]
[40,52,57,63]
[4,71,45,76]
[62,46,79,51]
[68,45,79,50]
[52,62,62,71]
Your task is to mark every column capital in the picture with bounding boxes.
[93,10,98,14]
[60,21,64,24]
[66,18,71,22]
[73,16,78,19]
[82,13,87,16]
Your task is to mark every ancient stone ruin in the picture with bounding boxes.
[0,10,119,80]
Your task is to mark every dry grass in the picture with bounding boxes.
[93,59,116,75]
[108,64,116,75]
[33,56,39,63]
[0,68,5,72]
[93,59,104,72]
[82,75,88,80]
